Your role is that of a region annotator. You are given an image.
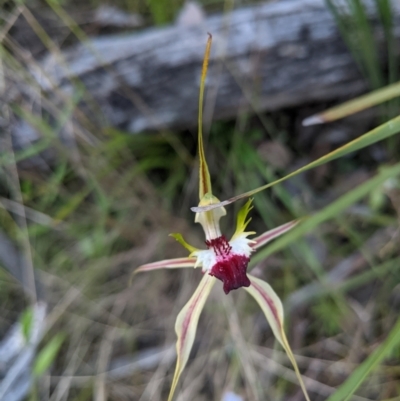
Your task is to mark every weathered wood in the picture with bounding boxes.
[12,0,400,138]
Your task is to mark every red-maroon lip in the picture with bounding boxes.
[206,236,251,294]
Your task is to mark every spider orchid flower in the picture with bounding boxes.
[134,35,311,401]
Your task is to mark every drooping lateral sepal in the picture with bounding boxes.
[244,274,311,401]
[168,274,216,401]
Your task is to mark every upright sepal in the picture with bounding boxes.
[197,34,213,199]
[168,274,216,401]
[244,274,311,401]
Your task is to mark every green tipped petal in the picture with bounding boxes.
[170,233,199,254]
[232,198,256,240]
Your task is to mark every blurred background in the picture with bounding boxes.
[1,0,400,400]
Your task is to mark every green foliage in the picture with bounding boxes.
[326,318,400,401]
[311,298,345,336]
[252,162,400,263]
[33,334,65,377]
[195,113,400,210]
[326,0,384,89]
[325,0,400,122]
[20,306,34,342]
[374,0,398,85]
[146,0,179,25]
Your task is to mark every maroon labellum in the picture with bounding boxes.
[206,236,251,294]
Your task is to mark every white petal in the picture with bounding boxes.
[229,234,254,258]
[192,249,217,272]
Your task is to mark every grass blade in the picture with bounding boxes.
[326,317,400,401]
[192,115,400,212]
[33,334,65,377]
[303,81,400,125]
[251,162,400,263]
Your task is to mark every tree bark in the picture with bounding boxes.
[8,0,400,142]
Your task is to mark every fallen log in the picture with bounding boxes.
[8,0,400,144]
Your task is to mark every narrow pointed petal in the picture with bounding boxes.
[133,257,196,274]
[244,275,311,401]
[198,34,213,199]
[169,233,199,254]
[231,198,255,240]
[191,113,400,212]
[252,220,299,250]
[168,274,216,401]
